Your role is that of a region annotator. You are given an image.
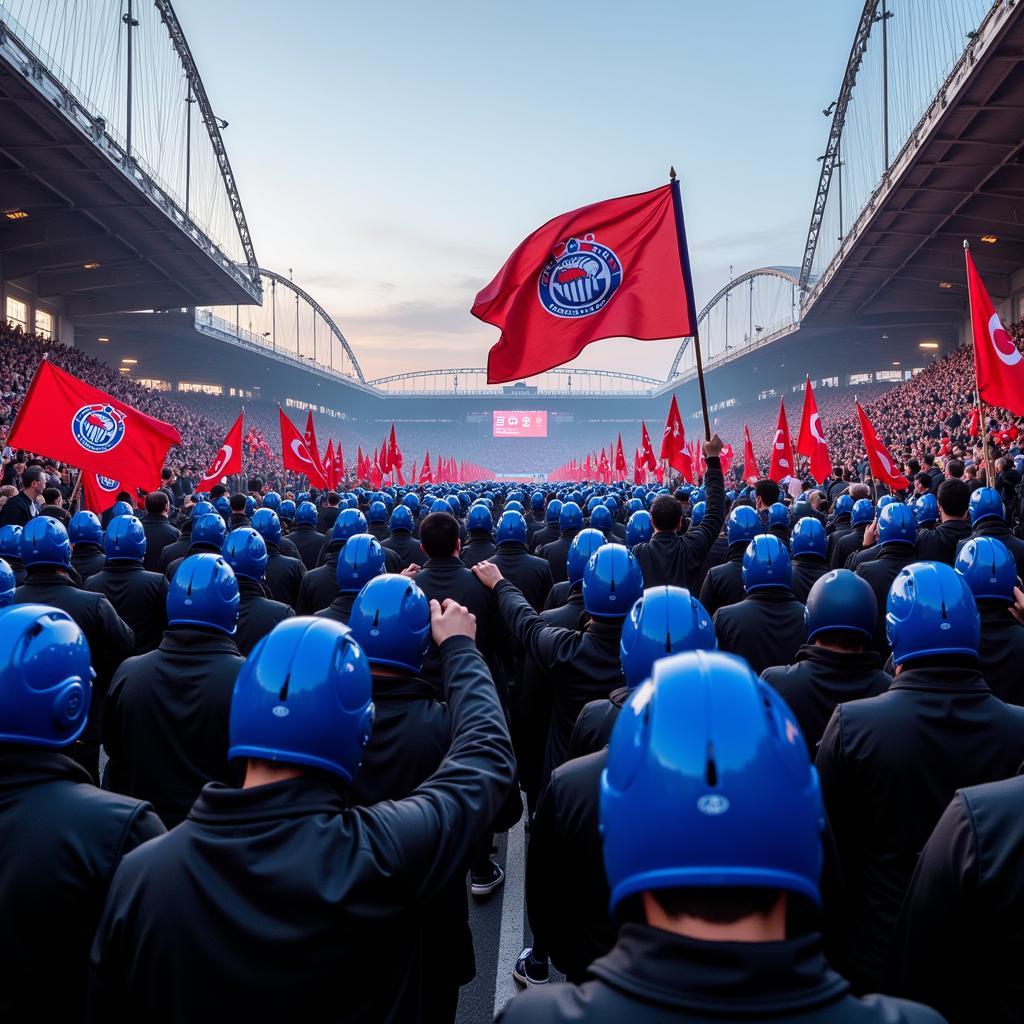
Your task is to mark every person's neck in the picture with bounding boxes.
[243,760,305,788]
[642,891,787,943]
[939,511,967,523]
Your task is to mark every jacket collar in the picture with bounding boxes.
[423,555,464,571]
[586,616,625,642]
[0,747,92,790]
[22,569,78,589]
[158,625,241,655]
[102,560,145,574]
[891,664,989,694]
[745,588,798,604]
[188,776,346,826]
[793,644,883,672]
[370,670,439,702]
[237,576,272,598]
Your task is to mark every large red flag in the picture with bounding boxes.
[420,451,433,484]
[82,471,143,513]
[719,441,734,477]
[966,245,1024,415]
[598,448,610,484]
[767,399,795,483]
[303,410,327,480]
[615,434,628,480]
[388,423,403,471]
[742,425,759,485]
[279,408,328,488]
[856,401,908,490]
[640,421,657,472]
[633,449,644,486]
[198,412,243,490]
[335,440,345,489]
[473,183,697,383]
[8,359,180,487]
[322,439,335,490]
[796,378,832,482]
[660,394,690,474]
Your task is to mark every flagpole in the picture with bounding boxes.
[670,168,712,442]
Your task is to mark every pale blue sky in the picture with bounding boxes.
[177,0,860,380]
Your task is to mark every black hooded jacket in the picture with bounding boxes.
[84,560,168,654]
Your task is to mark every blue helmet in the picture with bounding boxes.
[851,499,875,527]
[278,499,296,522]
[349,575,431,673]
[969,487,1004,525]
[0,558,15,608]
[191,512,228,549]
[496,510,528,546]
[221,527,268,582]
[742,534,792,593]
[250,508,282,547]
[834,494,854,517]
[228,617,374,784]
[531,492,545,511]
[429,499,450,514]
[68,511,102,546]
[559,502,583,532]
[389,505,414,532]
[191,500,216,520]
[244,495,258,518]
[805,569,877,643]
[104,515,146,562]
[167,553,239,635]
[586,496,603,513]
[590,505,613,532]
[332,508,368,543]
[110,501,134,520]
[913,493,938,527]
[297,492,311,504]
[626,510,652,547]
[886,561,979,665]
[402,493,421,513]
[505,500,525,515]
[790,516,827,559]
[877,494,898,510]
[546,499,563,525]
[0,525,22,561]
[690,501,706,527]
[295,501,318,526]
[467,504,493,534]
[567,528,607,586]
[601,650,823,912]
[368,501,388,524]
[627,498,643,514]
[955,536,1017,603]
[262,491,282,510]
[582,544,644,617]
[727,506,761,547]
[214,496,231,518]
[768,503,790,529]
[337,534,386,594]
[21,517,71,569]
[620,586,716,688]
[878,503,916,546]
[0,605,93,748]
[791,501,812,522]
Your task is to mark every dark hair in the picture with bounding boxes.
[907,459,921,476]
[419,512,460,558]
[755,479,781,506]
[937,478,970,517]
[21,466,44,488]
[42,487,61,504]
[146,491,169,514]
[650,494,683,531]
[230,493,248,512]
[161,467,174,481]
[248,478,263,492]
[210,483,228,501]
[326,491,340,506]
[923,453,935,467]
[116,490,133,503]
[915,472,932,491]
[649,885,780,925]
[945,459,964,479]
[813,628,867,652]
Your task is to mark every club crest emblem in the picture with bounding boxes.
[538,234,623,319]
[71,404,126,454]
[96,475,121,492]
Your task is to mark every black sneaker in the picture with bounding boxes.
[470,860,505,898]
[513,947,549,985]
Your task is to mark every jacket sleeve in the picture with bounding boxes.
[493,578,577,675]
[524,772,568,961]
[359,635,516,902]
[119,802,167,857]
[684,456,725,569]
[698,567,718,616]
[98,596,135,664]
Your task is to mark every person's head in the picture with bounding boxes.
[907,458,921,477]
[805,570,876,651]
[161,467,176,485]
[326,490,341,507]
[20,466,45,500]
[626,510,653,547]
[742,535,792,594]
[145,490,170,517]
[495,510,527,546]
[650,494,683,533]
[790,516,827,561]
[221,527,268,582]
[467,504,493,536]
[832,464,843,481]
[996,456,1012,474]
[913,471,932,495]
[332,508,368,543]
[935,479,969,521]
[209,483,228,502]
[229,492,248,513]
[104,515,147,563]
[968,486,1004,526]
[68,511,102,547]
[582,544,644,618]
[166,554,239,634]
[20,516,71,571]
[847,482,870,502]
[42,487,62,508]
[0,558,14,608]
[945,458,965,479]
[349,575,430,674]
[955,537,1016,606]
[190,512,228,550]
[753,479,780,510]
[726,505,760,549]
[336,535,386,594]
[419,511,460,560]
[923,453,936,468]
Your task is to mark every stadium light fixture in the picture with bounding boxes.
[938,281,953,289]
[97,337,109,343]
[918,342,939,350]
[981,234,999,244]
[4,210,28,220]
[118,367,131,373]
[892,361,901,366]
[82,261,101,270]
[121,358,138,364]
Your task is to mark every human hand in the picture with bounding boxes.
[1009,586,1024,627]
[430,598,477,644]
[863,519,879,547]
[471,561,504,590]
[401,563,420,578]
[703,433,724,458]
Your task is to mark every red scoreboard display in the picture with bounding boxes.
[492,410,547,438]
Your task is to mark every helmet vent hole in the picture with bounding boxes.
[705,743,718,786]
[278,676,290,702]
[372,609,380,629]
[664,631,672,654]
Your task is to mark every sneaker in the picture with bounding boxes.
[470,860,505,898]
[513,947,549,986]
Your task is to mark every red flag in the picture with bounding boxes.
[323,439,335,490]
[767,399,795,482]
[633,449,644,486]
[356,446,366,480]
[198,412,243,490]
[598,448,610,484]
[969,407,980,438]
[7,360,180,488]
[82,471,143,513]
[279,408,328,488]
[388,423,403,470]
[719,442,734,477]
[966,245,1024,416]
[303,410,325,479]
[420,451,433,484]
[615,434,628,480]
[742,425,759,485]
[410,460,418,485]
[660,394,690,475]
[856,401,908,490]
[654,465,664,484]
[796,378,831,482]
[640,420,657,472]
[474,183,697,383]
[584,453,592,479]
[335,440,344,488]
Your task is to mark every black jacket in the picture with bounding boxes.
[228,511,252,532]
[697,545,744,616]
[543,579,570,610]
[537,529,581,584]
[367,522,391,544]
[491,541,553,612]
[235,577,293,656]
[761,646,891,756]
[830,525,867,570]
[815,664,1024,991]
[713,589,807,676]
[314,592,356,625]
[101,626,246,828]
[569,686,630,758]
[315,504,341,535]
[888,773,1024,1024]
[791,554,829,604]
[4,553,25,586]
[693,533,728,595]
[854,545,917,657]
[826,516,852,560]
[976,602,1024,707]
[542,584,586,629]
[913,518,972,566]
[84,560,169,654]
[71,543,106,582]
[88,637,515,1024]
[958,519,1024,581]
[382,529,421,570]
[461,532,497,568]
[156,529,191,575]
[0,491,37,527]
[295,540,342,614]
[264,542,306,607]
[498,923,943,1024]
[530,522,560,553]
[140,513,180,572]
[0,750,164,1021]
[165,540,222,581]
[285,522,326,571]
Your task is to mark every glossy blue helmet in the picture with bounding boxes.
[969,487,1004,525]
[279,499,296,522]
[582,544,644,617]
[21,516,71,569]
[955,536,1017,603]
[559,502,583,532]
[768,503,790,529]
[742,534,792,593]
[626,510,652,547]
[68,511,102,546]
[546,499,563,525]
[297,492,311,504]
[620,587,716,688]
[496,510,528,546]
[214,496,231,518]
[912,493,938,527]
[590,505,613,532]
[690,501,706,527]
[337,534,386,594]
[627,498,643,515]
[295,501,318,526]
[262,491,281,510]
[505,500,525,516]
[192,500,216,520]
[727,505,760,546]
[244,495,258,518]
[851,499,875,527]
[0,558,15,608]
[349,575,431,673]
[368,501,388,524]
[221,527,268,582]
[878,502,916,546]
[0,605,93,748]
[228,617,374,784]
[531,492,545,511]
[790,501,812,522]
[191,512,228,549]
[601,651,823,912]
[333,508,368,543]
[389,505,414,532]
[430,499,450,514]
[887,561,979,665]
[166,553,239,635]
[104,515,146,562]
[250,508,282,547]
[467,504,493,534]
[0,525,22,561]
[834,494,854,517]
[790,516,827,559]
[877,494,898,510]
[805,569,877,643]
[567,528,607,586]
[110,501,134,520]
[586,496,603,513]
[402,493,421,513]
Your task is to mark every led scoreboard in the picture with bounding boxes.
[492,410,547,438]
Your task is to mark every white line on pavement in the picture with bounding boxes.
[492,815,526,1018]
